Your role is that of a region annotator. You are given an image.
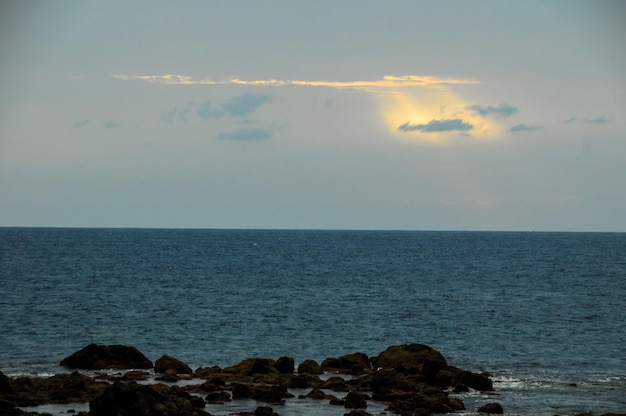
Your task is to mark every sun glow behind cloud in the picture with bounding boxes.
[114,73,502,141]
[380,90,501,143]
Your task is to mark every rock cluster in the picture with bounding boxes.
[2,343,616,416]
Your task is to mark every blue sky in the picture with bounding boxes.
[1,1,625,231]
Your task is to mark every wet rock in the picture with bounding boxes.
[287,373,320,389]
[254,406,280,416]
[372,344,447,377]
[205,390,231,403]
[274,356,295,374]
[299,387,328,400]
[449,397,466,410]
[5,371,108,406]
[0,371,13,394]
[155,354,193,374]
[297,359,322,374]
[250,384,291,403]
[344,410,373,416]
[322,376,350,392]
[344,390,368,408]
[231,383,252,399]
[60,344,153,370]
[89,381,209,416]
[477,402,504,414]
[224,358,278,377]
[321,352,371,374]
[449,367,494,391]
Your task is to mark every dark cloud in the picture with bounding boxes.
[218,128,272,141]
[162,93,271,122]
[104,121,120,129]
[508,124,541,133]
[74,120,89,128]
[583,115,613,124]
[467,103,519,118]
[221,93,270,117]
[197,100,224,119]
[398,119,473,133]
[563,115,614,125]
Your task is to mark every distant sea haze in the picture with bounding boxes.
[1,228,625,415]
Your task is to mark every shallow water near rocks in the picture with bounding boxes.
[2,228,625,415]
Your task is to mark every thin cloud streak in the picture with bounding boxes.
[112,74,478,91]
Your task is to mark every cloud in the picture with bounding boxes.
[218,128,272,141]
[113,74,478,91]
[583,115,613,124]
[398,118,473,133]
[222,93,271,117]
[104,121,120,129]
[467,103,519,118]
[74,120,89,128]
[508,124,541,133]
[161,94,271,122]
[563,115,614,125]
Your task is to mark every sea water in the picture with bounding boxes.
[1,228,625,415]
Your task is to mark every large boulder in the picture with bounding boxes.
[372,344,447,374]
[60,344,153,370]
[154,355,193,374]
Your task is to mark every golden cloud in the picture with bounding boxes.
[112,74,477,91]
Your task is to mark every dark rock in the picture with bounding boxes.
[387,387,455,415]
[344,410,373,416]
[344,391,368,409]
[274,357,294,374]
[0,398,16,412]
[254,406,280,416]
[5,371,108,406]
[224,358,277,377]
[205,390,231,403]
[452,368,494,392]
[323,376,350,391]
[250,384,291,403]
[121,370,151,382]
[287,374,319,389]
[297,359,322,374]
[231,383,252,399]
[372,344,447,376]
[321,352,371,374]
[299,388,328,400]
[0,371,13,394]
[60,344,153,370]
[477,402,504,414]
[449,397,466,411]
[155,355,193,374]
[89,381,209,416]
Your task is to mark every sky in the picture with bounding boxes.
[1,1,625,231]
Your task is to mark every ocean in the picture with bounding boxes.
[1,228,625,415]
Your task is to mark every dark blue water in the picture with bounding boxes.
[1,228,625,415]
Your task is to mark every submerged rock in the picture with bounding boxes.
[477,402,504,413]
[60,344,153,370]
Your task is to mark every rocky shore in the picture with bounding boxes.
[0,343,622,416]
